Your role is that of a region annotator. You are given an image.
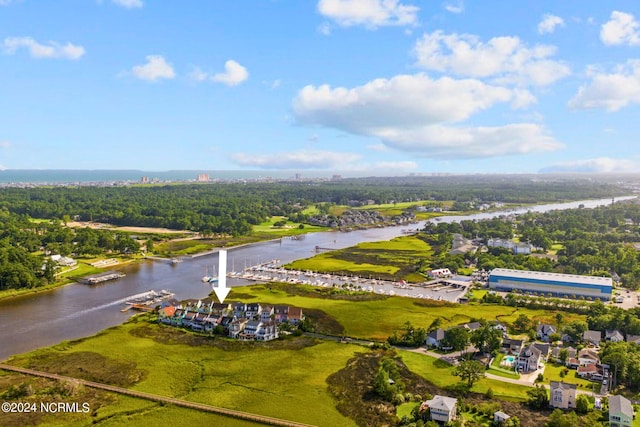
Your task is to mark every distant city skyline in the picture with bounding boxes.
[1,1,640,173]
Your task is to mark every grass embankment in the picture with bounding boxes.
[2,316,357,427]
[287,235,434,283]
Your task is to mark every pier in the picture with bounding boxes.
[78,271,125,285]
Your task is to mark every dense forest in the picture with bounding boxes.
[0,175,623,235]
[0,176,632,292]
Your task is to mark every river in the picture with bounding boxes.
[0,196,634,360]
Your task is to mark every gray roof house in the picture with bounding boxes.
[537,324,557,342]
[609,395,634,427]
[422,395,457,423]
[583,330,602,346]
[426,328,446,347]
[517,344,541,372]
[606,329,625,342]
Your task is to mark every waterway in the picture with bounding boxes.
[0,196,634,360]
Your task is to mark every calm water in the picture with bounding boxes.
[0,196,633,360]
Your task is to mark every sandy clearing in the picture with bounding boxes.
[66,221,196,235]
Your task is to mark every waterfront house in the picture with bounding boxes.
[421,395,457,423]
[256,321,279,341]
[260,305,275,322]
[240,320,262,340]
[550,381,576,409]
[287,307,304,324]
[274,305,289,322]
[517,344,541,372]
[609,395,634,427]
[232,302,246,318]
[229,318,248,338]
[537,324,557,342]
[245,303,262,320]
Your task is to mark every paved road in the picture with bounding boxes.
[0,364,316,427]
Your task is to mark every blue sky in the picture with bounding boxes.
[1,0,640,174]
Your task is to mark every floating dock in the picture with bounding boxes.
[78,271,126,285]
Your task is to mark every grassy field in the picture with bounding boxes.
[3,316,358,427]
[224,283,586,341]
[287,235,434,282]
[543,363,594,389]
[253,216,329,236]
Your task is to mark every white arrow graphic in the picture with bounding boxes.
[213,249,230,303]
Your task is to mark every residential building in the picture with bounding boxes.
[426,328,445,347]
[517,344,541,372]
[488,268,613,300]
[610,395,634,427]
[502,338,524,354]
[550,381,576,409]
[287,307,304,324]
[422,395,457,423]
[578,348,600,366]
[606,330,625,342]
[583,330,602,347]
[260,304,274,322]
[627,335,640,345]
[245,303,262,319]
[537,324,557,342]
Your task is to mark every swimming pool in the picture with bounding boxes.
[501,355,516,367]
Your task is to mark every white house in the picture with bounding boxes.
[494,411,511,424]
[550,381,576,409]
[422,395,457,423]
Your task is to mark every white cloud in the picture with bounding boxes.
[376,124,561,158]
[0,140,11,149]
[212,60,249,86]
[413,30,570,86]
[231,150,361,169]
[294,73,515,131]
[188,66,208,82]
[569,60,640,111]
[132,55,175,82]
[112,0,143,8]
[540,157,638,173]
[3,37,85,60]
[317,0,419,28]
[444,0,464,14]
[538,14,564,34]
[318,22,332,36]
[601,11,640,46]
[367,143,389,151]
[293,74,561,159]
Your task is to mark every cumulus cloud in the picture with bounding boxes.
[112,0,142,8]
[231,150,361,169]
[538,14,564,34]
[293,74,561,159]
[601,11,640,46]
[375,124,561,158]
[3,37,85,60]
[413,30,570,86]
[212,60,249,86]
[540,157,638,173]
[132,55,175,82]
[294,74,517,131]
[568,60,640,111]
[317,0,419,28]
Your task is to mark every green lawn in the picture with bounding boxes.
[253,216,329,236]
[543,363,595,389]
[399,351,531,401]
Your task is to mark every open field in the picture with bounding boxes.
[3,316,357,427]
[225,283,586,341]
[287,235,434,282]
[253,216,329,236]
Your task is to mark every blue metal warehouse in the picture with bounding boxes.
[488,268,613,300]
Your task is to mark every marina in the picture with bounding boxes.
[77,271,126,285]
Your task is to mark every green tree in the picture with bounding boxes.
[453,360,485,387]
[575,394,590,415]
[441,327,469,352]
[526,385,549,409]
